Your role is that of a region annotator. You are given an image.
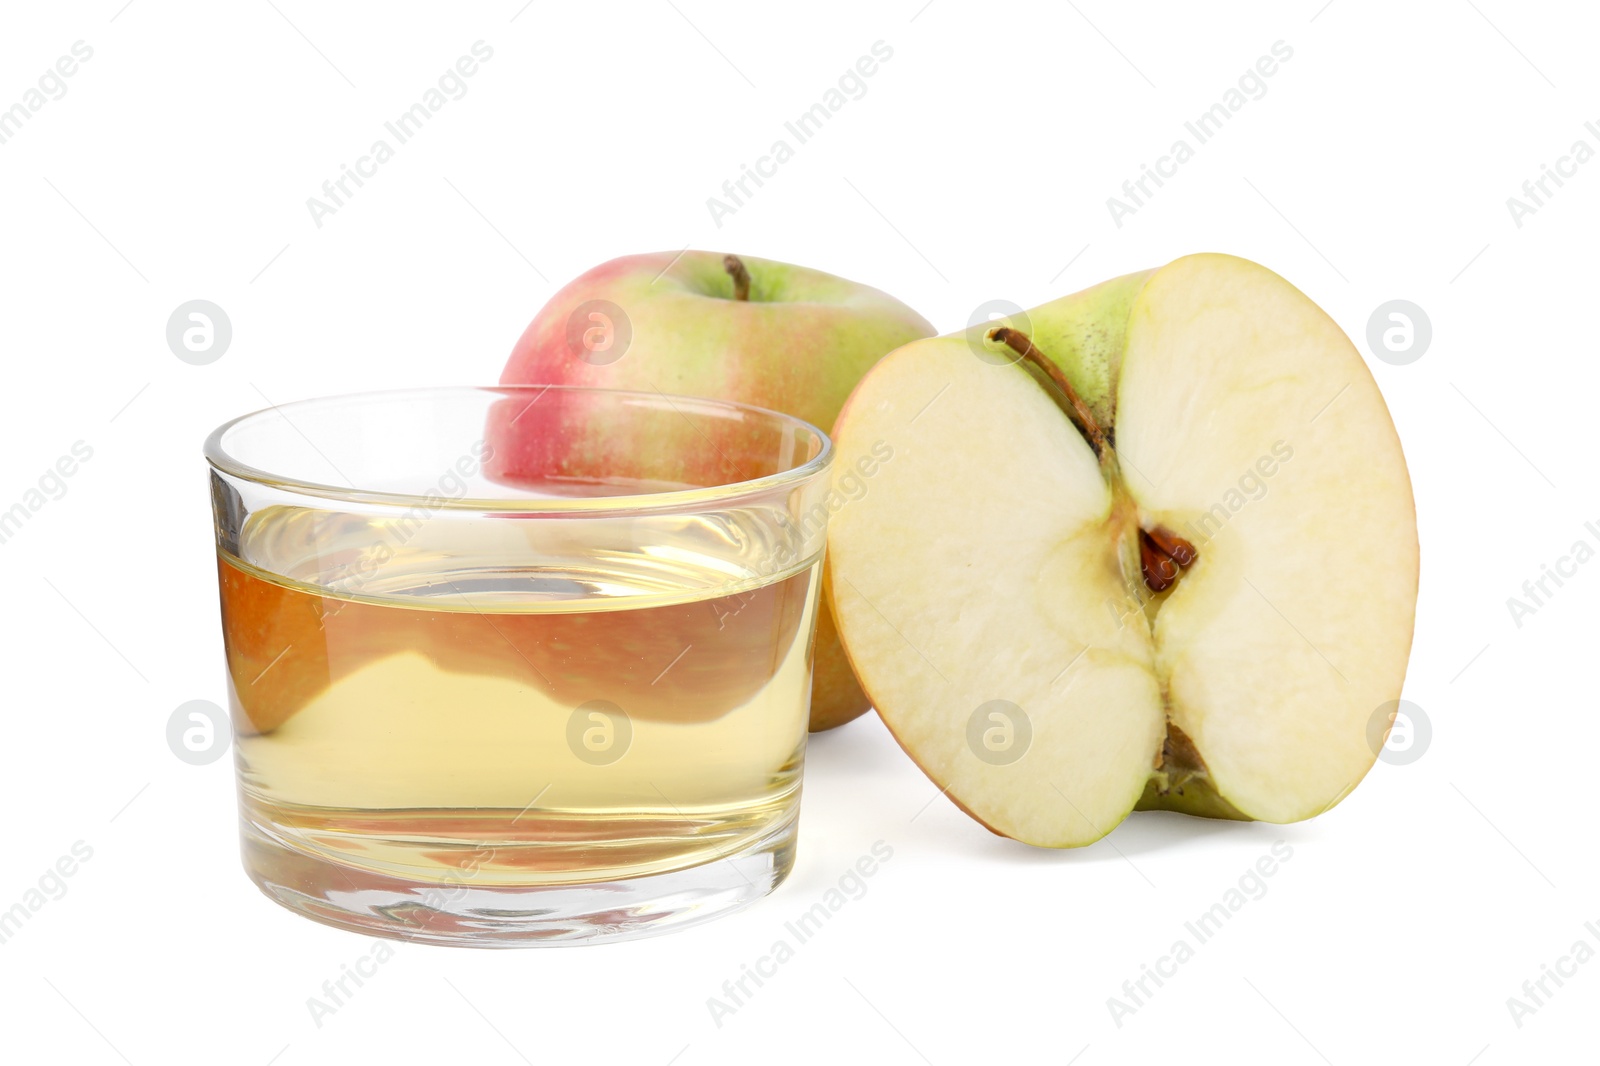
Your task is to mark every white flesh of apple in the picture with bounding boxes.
[828,336,1166,847]
[1119,256,1417,822]
[827,254,1417,845]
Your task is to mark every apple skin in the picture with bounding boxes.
[494,251,936,731]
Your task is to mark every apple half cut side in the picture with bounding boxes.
[826,254,1419,846]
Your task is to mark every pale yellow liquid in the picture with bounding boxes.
[222,496,819,888]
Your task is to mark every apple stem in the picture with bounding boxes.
[988,327,1109,460]
[723,254,751,301]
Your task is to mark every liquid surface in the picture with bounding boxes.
[222,495,820,887]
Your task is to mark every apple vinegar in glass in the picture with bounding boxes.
[207,387,834,944]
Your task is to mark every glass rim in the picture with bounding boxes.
[204,384,834,514]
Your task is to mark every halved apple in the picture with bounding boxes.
[826,254,1418,846]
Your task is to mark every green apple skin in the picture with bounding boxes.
[977,269,1155,429]
[493,251,935,731]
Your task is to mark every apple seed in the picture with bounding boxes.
[1145,525,1197,568]
[1139,529,1180,592]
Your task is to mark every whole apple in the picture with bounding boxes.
[495,250,935,730]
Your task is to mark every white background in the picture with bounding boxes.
[0,1,1593,1062]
